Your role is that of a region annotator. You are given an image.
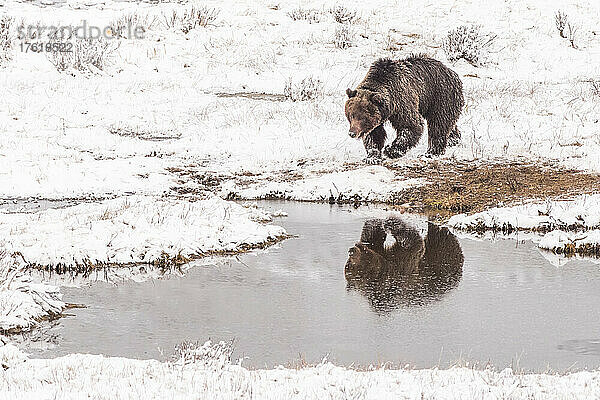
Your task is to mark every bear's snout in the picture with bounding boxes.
[348,123,362,139]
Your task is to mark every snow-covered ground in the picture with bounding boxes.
[0,342,599,400]
[0,195,286,268]
[0,0,599,200]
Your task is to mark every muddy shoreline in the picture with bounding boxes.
[172,158,600,218]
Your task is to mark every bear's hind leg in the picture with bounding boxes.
[362,125,386,164]
[426,118,451,156]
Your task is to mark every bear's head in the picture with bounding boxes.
[344,89,385,139]
[345,242,386,279]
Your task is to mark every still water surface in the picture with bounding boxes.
[31,201,600,372]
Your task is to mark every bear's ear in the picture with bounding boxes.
[371,93,384,105]
[346,88,357,98]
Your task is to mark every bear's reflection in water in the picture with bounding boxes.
[345,218,464,313]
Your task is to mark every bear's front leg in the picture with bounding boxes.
[383,129,412,159]
[384,114,424,159]
[362,125,386,165]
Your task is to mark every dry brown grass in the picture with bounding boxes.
[387,159,600,220]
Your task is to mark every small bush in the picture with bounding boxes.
[0,16,14,66]
[180,6,219,33]
[442,24,495,66]
[329,5,357,24]
[566,21,578,48]
[554,11,579,48]
[333,24,354,49]
[110,12,158,39]
[555,10,568,38]
[284,76,323,101]
[287,7,321,23]
[48,38,119,73]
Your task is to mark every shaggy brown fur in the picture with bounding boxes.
[344,218,463,312]
[345,55,464,164]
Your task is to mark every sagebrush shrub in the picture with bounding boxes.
[442,24,495,66]
[329,5,357,24]
[555,10,568,38]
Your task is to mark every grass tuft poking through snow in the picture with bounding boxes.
[283,76,324,101]
[180,5,219,33]
[287,7,322,24]
[172,339,234,368]
[333,24,355,49]
[47,37,119,74]
[109,12,159,39]
[162,5,219,33]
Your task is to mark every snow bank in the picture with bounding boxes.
[0,254,65,333]
[0,342,598,400]
[448,194,600,232]
[0,196,286,268]
[449,194,600,255]
[538,229,600,254]
[223,166,425,202]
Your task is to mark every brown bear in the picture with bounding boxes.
[345,217,463,313]
[345,55,464,164]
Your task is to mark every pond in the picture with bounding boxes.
[25,201,600,372]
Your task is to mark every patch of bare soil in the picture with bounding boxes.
[387,159,600,220]
[168,165,308,197]
[214,92,287,101]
